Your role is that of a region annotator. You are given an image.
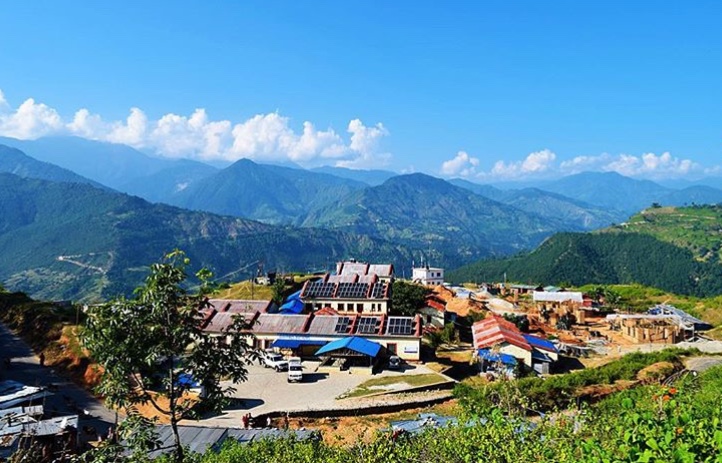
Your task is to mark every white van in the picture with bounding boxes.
[287,357,303,383]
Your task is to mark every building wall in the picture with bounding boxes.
[412,267,444,286]
[378,338,421,361]
[306,299,389,314]
[498,343,532,368]
[419,307,445,328]
[251,333,421,361]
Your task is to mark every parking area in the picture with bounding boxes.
[195,360,441,427]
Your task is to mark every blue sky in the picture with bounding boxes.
[1,1,721,180]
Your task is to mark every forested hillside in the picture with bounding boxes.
[0,174,413,302]
[449,227,722,297]
[301,173,563,266]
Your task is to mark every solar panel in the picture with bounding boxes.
[335,316,352,333]
[305,281,336,298]
[370,283,387,299]
[336,283,370,299]
[357,316,379,334]
[387,317,414,335]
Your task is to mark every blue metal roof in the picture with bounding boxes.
[315,336,382,357]
[279,298,304,314]
[271,339,327,349]
[477,349,518,366]
[523,334,558,353]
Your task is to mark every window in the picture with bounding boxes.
[338,303,345,311]
[386,343,397,354]
[356,303,363,313]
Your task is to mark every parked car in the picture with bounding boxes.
[263,352,289,372]
[388,355,402,370]
[287,357,303,383]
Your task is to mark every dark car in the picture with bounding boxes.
[388,355,402,370]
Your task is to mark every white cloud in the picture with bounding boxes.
[0,88,390,167]
[440,151,479,177]
[0,97,63,139]
[487,149,557,179]
[560,152,700,178]
[336,119,391,168]
[0,90,9,112]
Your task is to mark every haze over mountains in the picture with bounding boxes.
[2,135,722,301]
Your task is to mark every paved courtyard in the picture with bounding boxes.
[194,360,442,427]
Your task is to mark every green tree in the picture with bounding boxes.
[390,280,430,316]
[271,277,286,305]
[81,250,257,462]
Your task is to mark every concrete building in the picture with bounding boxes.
[300,270,392,315]
[201,308,423,362]
[412,266,444,286]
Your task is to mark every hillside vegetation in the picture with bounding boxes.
[0,174,413,302]
[614,205,722,263]
[449,206,722,299]
[122,359,722,462]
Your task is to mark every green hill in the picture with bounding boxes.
[0,173,412,302]
[616,205,722,263]
[449,205,722,297]
[170,158,367,224]
[301,173,565,267]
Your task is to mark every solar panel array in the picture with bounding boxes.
[336,282,370,299]
[370,283,387,299]
[387,317,415,336]
[335,316,352,333]
[304,281,335,298]
[357,316,379,334]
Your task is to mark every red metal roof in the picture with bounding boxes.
[472,315,531,352]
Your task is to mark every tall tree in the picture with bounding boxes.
[391,280,431,316]
[82,250,257,461]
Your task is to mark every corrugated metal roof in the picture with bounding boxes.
[472,315,531,352]
[208,299,270,313]
[523,334,558,353]
[305,315,348,335]
[328,274,358,284]
[315,336,382,357]
[533,291,583,303]
[390,413,457,434]
[478,349,518,366]
[368,264,393,277]
[338,262,369,276]
[139,426,319,458]
[204,312,250,333]
[255,314,310,334]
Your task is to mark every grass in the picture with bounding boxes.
[575,283,722,326]
[211,280,274,300]
[339,373,448,399]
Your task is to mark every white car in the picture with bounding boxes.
[287,357,303,383]
[263,352,289,372]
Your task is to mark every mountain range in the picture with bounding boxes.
[0,173,414,301]
[3,135,722,300]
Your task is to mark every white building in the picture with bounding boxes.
[412,266,444,286]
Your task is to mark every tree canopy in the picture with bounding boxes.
[81,250,258,461]
[391,280,431,316]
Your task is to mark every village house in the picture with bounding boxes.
[471,315,559,375]
[299,261,394,315]
[411,265,444,286]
